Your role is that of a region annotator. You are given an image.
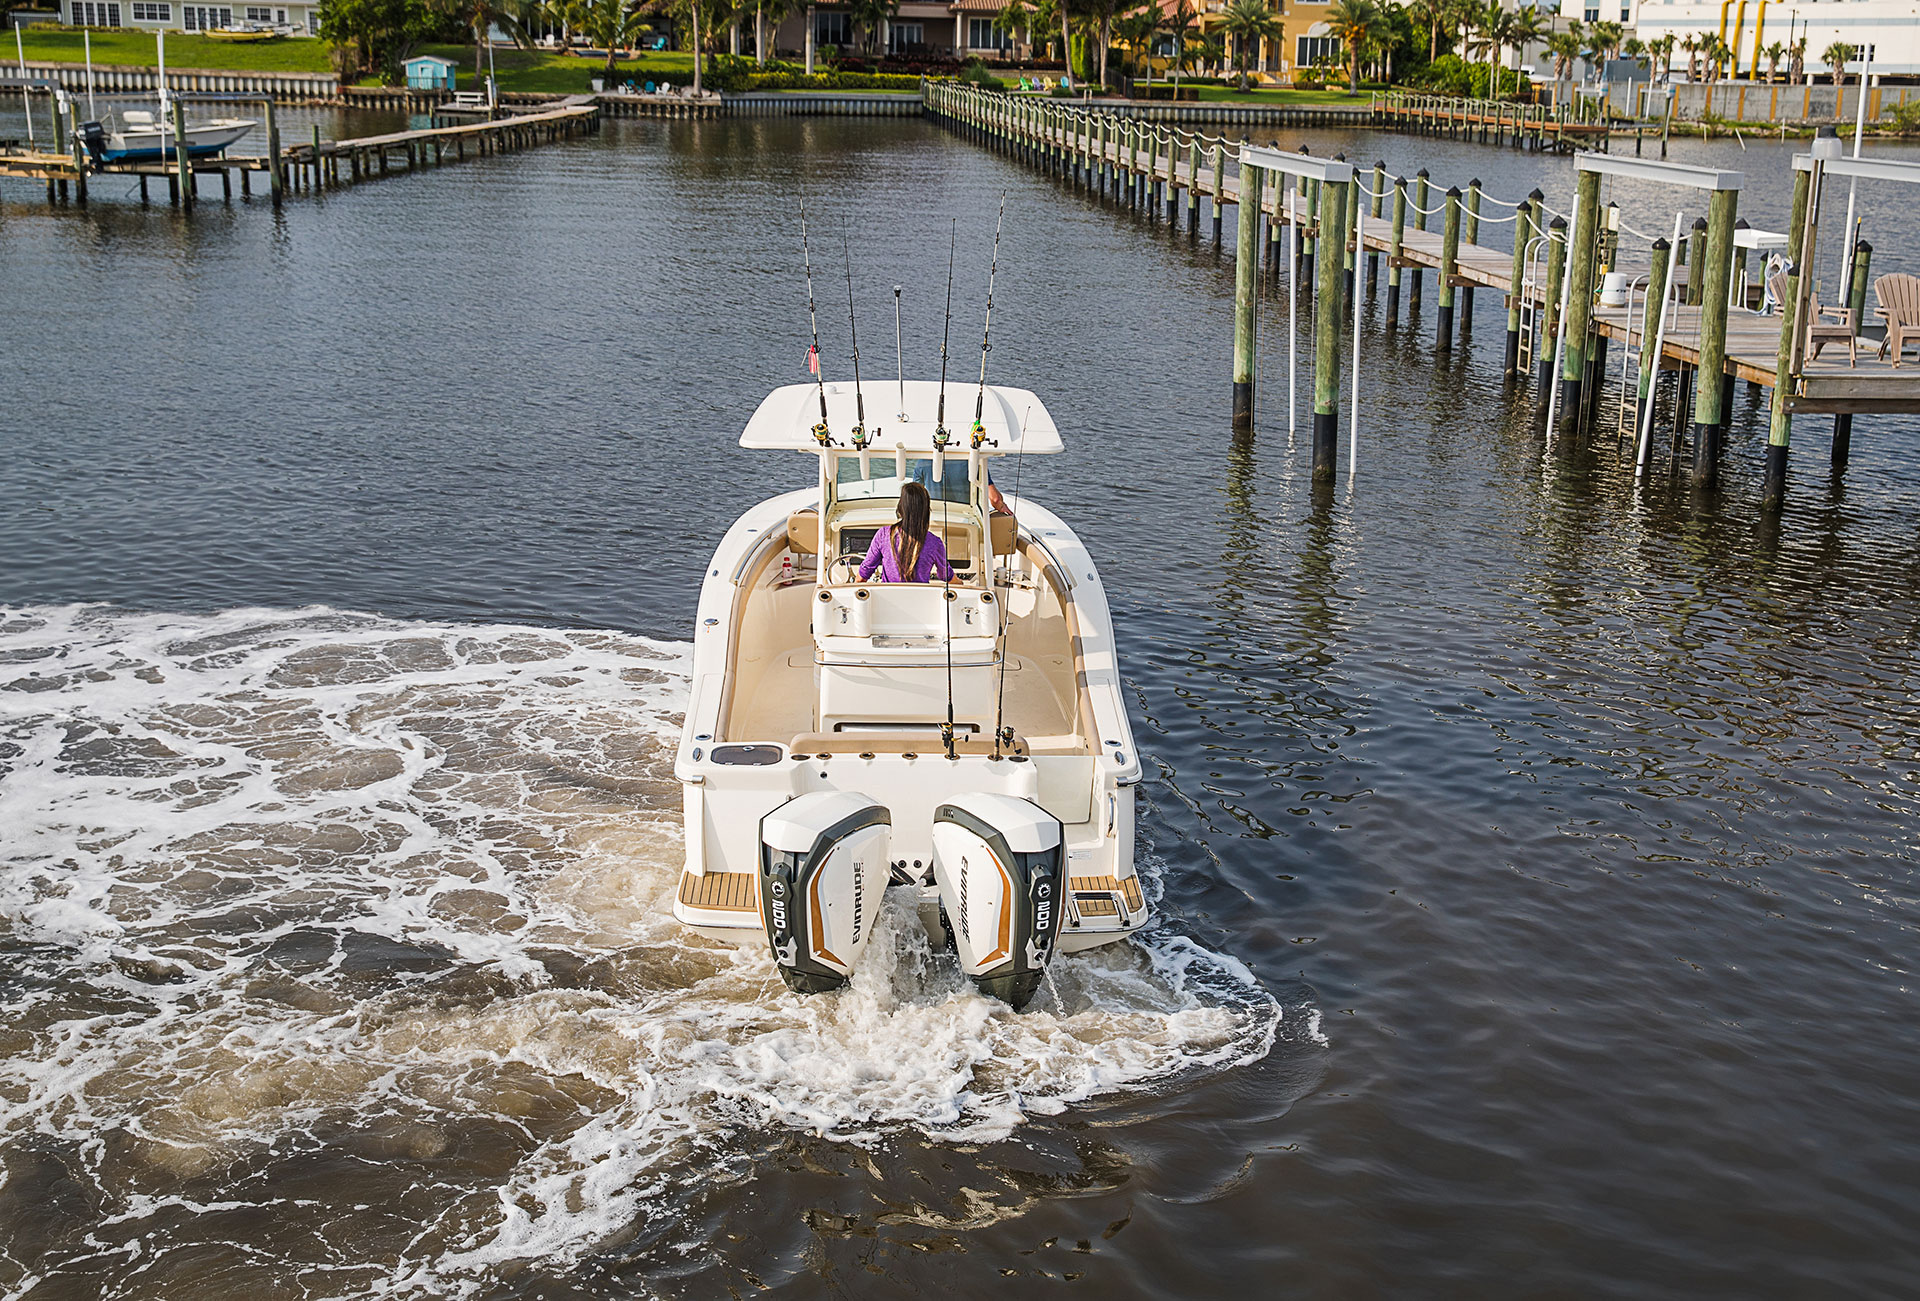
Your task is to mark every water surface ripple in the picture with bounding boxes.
[1,114,1917,1299]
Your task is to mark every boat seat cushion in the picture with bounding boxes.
[787,509,819,555]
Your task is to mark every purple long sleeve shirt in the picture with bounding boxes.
[858,527,953,583]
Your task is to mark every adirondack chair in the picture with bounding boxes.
[1874,273,1920,367]
[1770,271,1857,365]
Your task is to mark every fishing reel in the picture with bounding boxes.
[940,720,959,759]
[932,424,952,450]
[849,423,869,450]
[811,421,833,448]
[969,420,998,450]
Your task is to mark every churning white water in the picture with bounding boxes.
[0,605,1296,1298]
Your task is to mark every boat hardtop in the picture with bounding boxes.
[673,380,1146,1010]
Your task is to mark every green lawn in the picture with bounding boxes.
[1181,84,1374,105]
[13,27,697,92]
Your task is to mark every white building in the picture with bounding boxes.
[1558,0,1920,78]
[56,0,319,36]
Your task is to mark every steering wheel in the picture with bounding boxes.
[828,555,862,585]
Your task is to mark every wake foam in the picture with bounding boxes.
[0,605,1295,1298]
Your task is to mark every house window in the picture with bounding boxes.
[306,10,318,32]
[968,19,1007,50]
[131,1,170,17]
[888,21,922,51]
[813,9,850,47]
[245,5,271,19]
[70,1,122,24]
[1295,35,1338,69]
[1584,6,1599,21]
[1620,5,1630,18]
[182,4,232,28]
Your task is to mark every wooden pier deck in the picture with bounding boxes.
[925,79,1920,465]
[0,101,599,205]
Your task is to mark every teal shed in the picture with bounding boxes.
[404,56,457,91]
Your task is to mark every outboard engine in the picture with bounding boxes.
[930,793,1065,1011]
[758,790,891,995]
[78,121,106,164]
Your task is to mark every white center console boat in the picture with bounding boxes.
[673,380,1148,1009]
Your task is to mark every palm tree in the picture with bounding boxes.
[439,0,531,89]
[577,0,648,84]
[1219,0,1279,90]
[1761,39,1783,83]
[847,0,897,53]
[1163,0,1197,89]
[1113,4,1162,82]
[1407,0,1445,64]
[1327,0,1382,94]
[1545,29,1580,94]
[1788,36,1805,84]
[1680,33,1699,81]
[997,0,1034,58]
[1823,40,1854,87]
[1649,32,1675,80]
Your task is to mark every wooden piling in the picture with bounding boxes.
[1690,189,1739,485]
[1636,238,1673,434]
[265,98,283,205]
[1410,169,1429,308]
[1233,160,1264,434]
[172,100,192,211]
[1539,216,1568,392]
[1367,161,1385,293]
[1558,169,1603,432]
[1312,178,1349,479]
[1438,187,1463,348]
[1763,165,1813,508]
[1505,192,1536,379]
[1463,179,1482,324]
[1686,217,1706,304]
[1387,174,1407,322]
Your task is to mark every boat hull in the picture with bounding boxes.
[672,484,1149,970]
[101,120,254,162]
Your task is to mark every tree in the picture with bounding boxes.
[1545,30,1580,85]
[1823,40,1855,86]
[847,0,897,53]
[1327,0,1384,94]
[1646,33,1675,81]
[997,0,1034,58]
[1406,0,1446,64]
[321,0,436,82]
[1788,37,1805,84]
[1219,0,1279,89]
[1762,39,1783,83]
[1680,33,1699,81]
[1112,4,1161,82]
[1163,0,1197,88]
[436,0,529,86]
[579,0,650,84]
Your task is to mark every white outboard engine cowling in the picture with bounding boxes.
[758,790,891,994]
[930,793,1065,1011]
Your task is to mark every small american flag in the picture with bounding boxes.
[807,346,820,376]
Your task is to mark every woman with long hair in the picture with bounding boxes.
[857,481,954,583]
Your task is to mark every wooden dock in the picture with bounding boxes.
[0,100,599,206]
[924,80,1920,503]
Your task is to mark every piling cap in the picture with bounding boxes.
[1692,217,1708,231]
[1375,159,1386,168]
[1857,239,1873,253]
[1735,218,1750,229]
[1298,143,1310,153]
[1550,215,1567,229]
[1469,178,1481,187]
[1652,237,1670,249]
[1447,185,1461,196]
[1529,187,1545,201]
[1417,167,1429,177]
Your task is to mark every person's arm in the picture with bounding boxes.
[857,528,885,580]
[988,481,1011,515]
[928,533,953,582]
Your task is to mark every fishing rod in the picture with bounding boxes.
[992,405,1032,759]
[800,196,831,447]
[934,221,956,451]
[843,233,869,450]
[971,195,1006,450]
[893,284,906,422]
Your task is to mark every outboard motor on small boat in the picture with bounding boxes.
[930,793,1065,1011]
[758,790,891,994]
[78,122,106,163]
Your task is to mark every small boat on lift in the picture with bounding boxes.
[672,380,1148,1009]
[203,22,281,41]
[87,107,255,162]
